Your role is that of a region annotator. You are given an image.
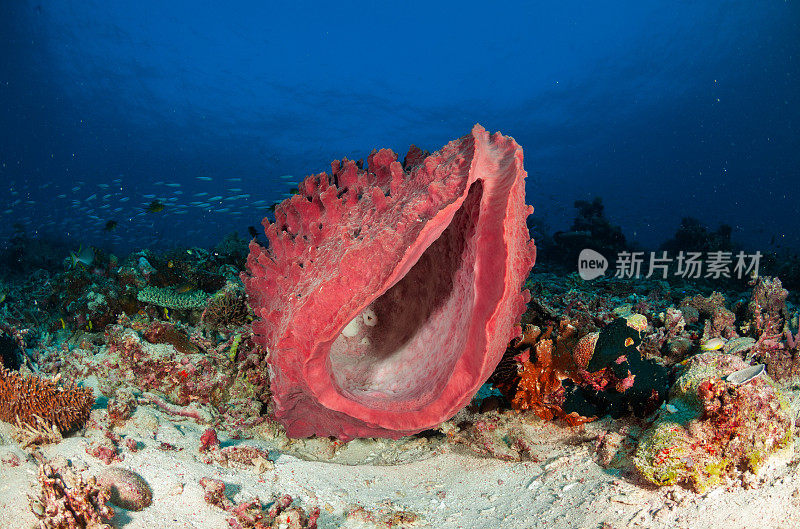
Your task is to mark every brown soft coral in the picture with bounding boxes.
[0,368,94,434]
[200,288,250,330]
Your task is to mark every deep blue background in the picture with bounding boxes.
[1,1,798,255]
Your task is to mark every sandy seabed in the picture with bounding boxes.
[2,390,799,529]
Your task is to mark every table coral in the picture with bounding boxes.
[245,124,536,439]
[634,352,794,492]
[137,285,210,310]
[0,367,94,434]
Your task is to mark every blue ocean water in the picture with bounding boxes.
[1,1,798,256]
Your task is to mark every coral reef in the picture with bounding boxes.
[509,316,670,423]
[30,461,114,529]
[245,124,535,439]
[634,352,793,492]
[95,467,153,511]
[0,367,94,433]
[738,276,800,380]
[88,324,235,408]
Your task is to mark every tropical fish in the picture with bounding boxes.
[700,337,726,351]
[104,220,118,231]
[69,246,95,268]
[726,364,765,385]
[146,200,165,213]
[175,283,197,294]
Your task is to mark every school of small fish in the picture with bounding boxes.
[2,174,302,251]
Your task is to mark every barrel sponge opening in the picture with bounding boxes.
[244,124,536,440]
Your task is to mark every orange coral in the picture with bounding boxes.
[0,367,94,433]
[512,340,562,420]
[510,319,601,425]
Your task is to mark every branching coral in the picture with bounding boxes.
[10,414,63,449]
[0,367,94,434]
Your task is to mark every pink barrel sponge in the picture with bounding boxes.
[244,124,536,440]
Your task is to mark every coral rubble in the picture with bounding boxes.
[30,462,114,529]
[199,477,319,528]
[245,124,536,439]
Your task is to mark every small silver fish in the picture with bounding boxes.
[725,364,765,385]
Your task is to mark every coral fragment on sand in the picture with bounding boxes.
[199,477,319,528]
[30,462,114,529]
